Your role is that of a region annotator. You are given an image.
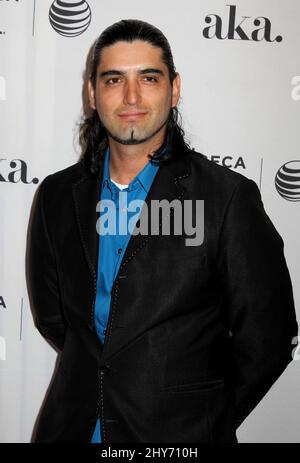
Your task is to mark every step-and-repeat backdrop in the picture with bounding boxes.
[0,0,299,443]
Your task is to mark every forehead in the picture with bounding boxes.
[98,40,165,70]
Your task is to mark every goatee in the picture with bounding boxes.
[107,118,169,146]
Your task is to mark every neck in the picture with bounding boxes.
[108,132,165,185]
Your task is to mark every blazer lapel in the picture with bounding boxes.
[118,153,192,271]
[72,159,104,280]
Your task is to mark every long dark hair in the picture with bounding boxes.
[79,19,190,177]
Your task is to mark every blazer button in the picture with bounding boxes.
[100,364,111,375]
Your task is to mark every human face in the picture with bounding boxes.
[88,40,180,146]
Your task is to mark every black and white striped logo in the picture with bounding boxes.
[275,161,300,202]
[49,0,91,37]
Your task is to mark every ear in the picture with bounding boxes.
[171,72,181,108]
[88,79,96,110]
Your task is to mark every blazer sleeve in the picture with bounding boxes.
[28,177,67,352]
[217,177,298,430]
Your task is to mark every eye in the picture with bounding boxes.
[105,77,122,85]
[143,76,158,82]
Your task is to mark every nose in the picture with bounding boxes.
[123,79,141,106]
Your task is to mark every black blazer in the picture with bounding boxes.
[28,148,298,443]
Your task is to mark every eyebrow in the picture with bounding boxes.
[99,68,165,78]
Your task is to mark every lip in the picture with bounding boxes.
[119,112,147,120]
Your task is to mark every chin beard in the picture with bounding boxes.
[107,118,169,146]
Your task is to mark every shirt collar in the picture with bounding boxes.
[101,145,159,193]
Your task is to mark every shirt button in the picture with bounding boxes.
[103,329,107,335]
[118,248,122,254]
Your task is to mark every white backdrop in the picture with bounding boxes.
[0,0,299,443]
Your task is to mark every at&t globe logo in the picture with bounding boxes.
[275,161,300,202]
[49,0,91,37]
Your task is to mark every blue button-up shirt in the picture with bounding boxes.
[91,146,160,443]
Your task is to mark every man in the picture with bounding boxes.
[28,19,298,443]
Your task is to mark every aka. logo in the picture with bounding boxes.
[203,4,282,42]
[0,296,7,309]
[49,0,92,38]
[0,158,39,184]
[275,161,300,202]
